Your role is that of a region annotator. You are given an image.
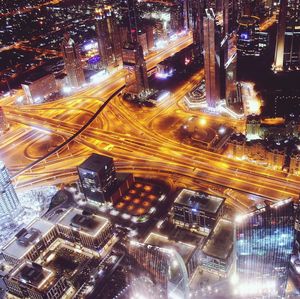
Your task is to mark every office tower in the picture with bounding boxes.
[0,107,9,134]
[95,6,122,71]
[223,0,237,36]
[188,0,205,61]
[61,33,85,88]
[235,199,295,298]
[273,0,288,72]
[122,0,149,94]
[237,15,268,56]
[129,240,189,299]
[170,5,184,33]
[203,8,222,108]
[77,154,117,204]
[284,0,300,69]
[145,25,154,50]
[224,33,238,108]
[0,161,21,217]
[273,0,300,71]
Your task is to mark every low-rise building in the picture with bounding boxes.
[266,142,286,170]
[227,134,287,170]
[4,261,68,299]
[1,207,115,298]
[57,207,113,250]
[227,133,246,159]
[170,189,225,236]
[2,219,57,266]
[199,219,234,277]
[290,147,300,175]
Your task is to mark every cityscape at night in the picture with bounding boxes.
[0,0,300,298]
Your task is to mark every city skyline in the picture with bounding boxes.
[0,0,300,298]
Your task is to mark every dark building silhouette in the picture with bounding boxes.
[78,154,117,203]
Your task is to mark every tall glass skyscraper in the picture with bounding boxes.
[203,8,222,108]
[235,199,295,298]
[274,0,300,71]
[61,33,85,88]
[128,240,189,299]
[0,161,21,217]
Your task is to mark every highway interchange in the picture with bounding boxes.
[1,32,300,213]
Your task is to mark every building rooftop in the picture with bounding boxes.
[238,15,259,26]
[174,189,225,214]
[78,153,113,173]
[266,140,287,153]
[10,261,54,291]
[144,232,196,263]
[202,219,233,260]
[23,69,51,84]
[57,207,110,237]
[246,114,261,123]
[229,133,246,143]
[2,219,54,261]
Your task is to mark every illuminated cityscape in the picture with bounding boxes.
[0,0,300,298]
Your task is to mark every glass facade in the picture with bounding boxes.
[235,200,295,298]
[0,161,21,217]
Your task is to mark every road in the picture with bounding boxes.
[0,34,300,211]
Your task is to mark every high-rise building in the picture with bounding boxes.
[274,0,300,71]
[188,0,205,61]
[203,8,222,108]
[145,25,154,50]
[273,0,288,72]
[234,199,295,298]
[237,15,268,57]
[170,3,185,33]
[121,0,149,94]
[95,6,122,71]
[284,0,300,70]
[129,240,189,299]
[21,71,58,104]
[0,161,21,217]
[224,33,238,108]
[223,0,238,36]
[0,107,9,134]
[61,33,85,88]
[77,154,117,204]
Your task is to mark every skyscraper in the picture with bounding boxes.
[223,0,237,36]
[77,154,117,204]
[121,0,149,94]
[273,0,288,72]
[273,0,300,71]
[188,0,205,61]
[61,33,85,88]
[203,8,222,108]
[95,6,122,71]
[0,161,21,217]
[224,33,238,108]
[234,199,295,298]
[128,240,189,299]
[284,0,300,69]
